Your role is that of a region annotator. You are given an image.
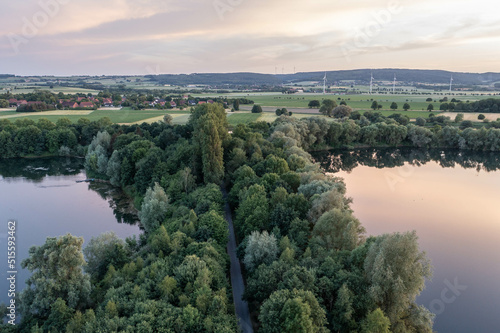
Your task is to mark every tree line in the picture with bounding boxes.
[2,102,500,332]
[223,117,434,332]
[1,104,239,332]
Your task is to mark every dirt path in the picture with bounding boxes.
[222,187,253,333]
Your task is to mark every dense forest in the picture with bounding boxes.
[2,102,500,332]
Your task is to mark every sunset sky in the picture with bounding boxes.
[1,0,499,76]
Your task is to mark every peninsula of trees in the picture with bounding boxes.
[3,101,500,332]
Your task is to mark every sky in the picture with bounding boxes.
[1,0,499,76]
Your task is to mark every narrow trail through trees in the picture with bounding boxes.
[222,187,254,333]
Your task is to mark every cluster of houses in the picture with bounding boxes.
[144,98,219,108]
[8,97,116,109]
[58,96,115,109]
[8,95,226,110]
[8,99,44,107]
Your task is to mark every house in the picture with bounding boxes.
[102,98,113,107]
[188,100,197,106]
[79,102,94,108]
[62,101,78,109]
[16,100,28,106]
[170,101,177,108]
[77,97,86,102]
[178,100,186,106]
[8,99,17,107]
[207,100,214,104]
[198,101,206,105]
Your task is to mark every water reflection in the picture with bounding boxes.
[313,148,500,333]
[0,157,82,181]
[312,148,500,173]
[0,157,139,225]
[89,182,139,225]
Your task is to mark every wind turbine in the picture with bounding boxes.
[449,75,453,94]
[369,72,374,94]
[393,74,396,94]
[323,72,327,94]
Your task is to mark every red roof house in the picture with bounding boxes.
[79,102,94,108]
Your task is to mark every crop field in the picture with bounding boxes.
[247,94,463,111]
[1,86,101,95]
[0,108,190,124]
[196,92,500,112]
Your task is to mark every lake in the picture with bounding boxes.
[313,148,500,333]
[0,157,141,307]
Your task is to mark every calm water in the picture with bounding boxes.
[0,158,141,306]
[314,149,500,333]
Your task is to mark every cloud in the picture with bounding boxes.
[1,0,500,75]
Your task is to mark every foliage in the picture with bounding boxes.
[259,289,328,333]
[138,182,169,233]
[243,231,279,271]
[251,104,263,113]
[20,234,91,323]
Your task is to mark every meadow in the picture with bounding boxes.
[0,108,189,124]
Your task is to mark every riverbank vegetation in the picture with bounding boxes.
[3,102,500,332]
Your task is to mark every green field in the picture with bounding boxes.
[227,113,262,125]
[195,92,497,112]
[247,94,461,111]
[0,108,190,124]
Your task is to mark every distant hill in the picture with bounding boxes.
[147,69,500,86]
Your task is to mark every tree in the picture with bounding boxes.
[478,114,486,120]
[332,105,353,118]
[460,120,474,129]
[310,209,365,252]
[364,231,433,331]
[197,210,228,246]
[308,100,320,108]
[425,98,433,102]
[83,232,128,281]
[390,102,398,110]
[415,117,426,126]
[20,234,91,321]
[361,308,391,333]
[235,184,269,237]
[106,150,121,186]
[407,125,434,147]
[454,113,464,123]
[320,99,337,117]
[138,182,169,233]
[427,104,434,111]
[259,289,328,333]
[163,114,173,124]
[371,101,379,110]
[251,104,263,113]
[403,103,410,111]
[243,230,278,271]
[276,108,289,116]
[233,99,240,111]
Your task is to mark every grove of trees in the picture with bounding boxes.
[2,101,500,332]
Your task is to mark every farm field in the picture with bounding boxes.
[240,105,443,119]
[197,92,500,111]
[0,108,190,124]
[1,86,101,95]
[246,94,461,110]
